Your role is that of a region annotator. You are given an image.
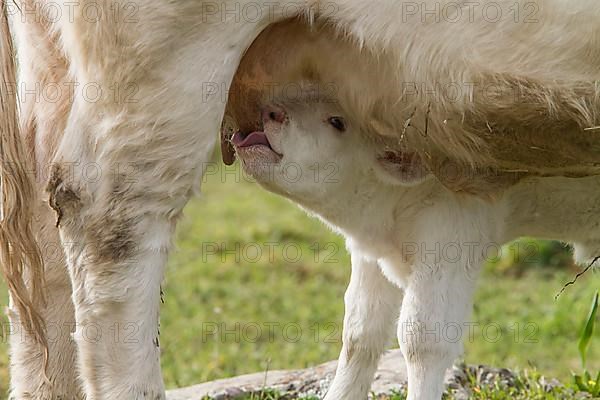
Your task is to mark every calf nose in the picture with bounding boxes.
[262,105,286,124]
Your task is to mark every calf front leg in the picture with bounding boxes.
[398,242,482,400]
[323,251,403,400]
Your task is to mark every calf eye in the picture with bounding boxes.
[327,116,346,132]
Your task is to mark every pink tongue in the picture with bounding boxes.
[232,131,270,148]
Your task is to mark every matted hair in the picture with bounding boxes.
[0,0,47,351]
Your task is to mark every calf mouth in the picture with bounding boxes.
[221,110,284,165]
[231,130,283,163]
[221,101,288,165]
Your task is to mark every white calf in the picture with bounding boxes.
[226,22,600,400]
[231,87,600,400]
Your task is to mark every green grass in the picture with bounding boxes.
[0,161,598,398]
[204,369,592,399]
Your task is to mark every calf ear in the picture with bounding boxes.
[374,150,430,186]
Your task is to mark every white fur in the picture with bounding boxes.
[234,100,600,400]
[5,0,600,399]
[8,1,318,398]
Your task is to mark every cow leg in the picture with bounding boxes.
[47,7,222,398]
[46,0,319,396]
[7,2,81,397]
[398,238,482,400]
[7,203,81,399]
[45,83,218,398]
[46,115,211,399]
[50,183,174,399]
[323,251,403,400]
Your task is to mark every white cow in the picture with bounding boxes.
[1,1,600,399]
[225,19,600,400]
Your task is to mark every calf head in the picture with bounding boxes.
[230,89,431,220]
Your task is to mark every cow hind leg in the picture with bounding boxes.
[7,3,81,397]
[7,208,81,400]
[46,0,314,396]
[47,9,223,398]
[46,138,200,399]
[45,110,209,398]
